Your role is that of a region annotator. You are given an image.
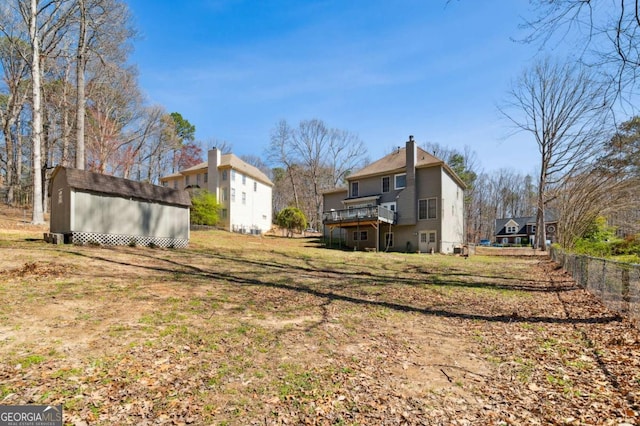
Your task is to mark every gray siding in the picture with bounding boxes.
[323,190,348,211]
[50,173,72,234]
[72,191,190,240]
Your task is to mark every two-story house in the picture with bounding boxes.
[160,148,273,234]
[494,215,557,246]
[322,136,466,253]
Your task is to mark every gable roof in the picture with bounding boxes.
[347,145,467,189]
[348,146,442,179]
[52,166,191,207]
[163,153,273,186]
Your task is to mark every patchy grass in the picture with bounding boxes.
[0,211,639,424]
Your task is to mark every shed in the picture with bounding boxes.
[48,166,191,247]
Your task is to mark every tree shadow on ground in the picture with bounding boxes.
[64,247,622,327]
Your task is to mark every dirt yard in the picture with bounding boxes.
[0,204,638,425]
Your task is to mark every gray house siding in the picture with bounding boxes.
[322,137,466,254]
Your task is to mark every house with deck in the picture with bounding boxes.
[160,148,273,234]
[322,136,466,253]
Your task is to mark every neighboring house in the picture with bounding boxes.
[48,166,191,247]
[494,215,558,246]
[322,136,466,253]
[160,148,273,234]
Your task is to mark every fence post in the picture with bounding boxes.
[622,266,631,314]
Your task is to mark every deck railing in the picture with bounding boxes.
[322,206,396,225]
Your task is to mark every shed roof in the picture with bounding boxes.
[52,166,191,207]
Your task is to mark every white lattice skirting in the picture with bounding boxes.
[70,231,188,248]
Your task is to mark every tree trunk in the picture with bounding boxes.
[75,0,87,170]
[30,0,44,224]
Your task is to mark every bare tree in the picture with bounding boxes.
[553,165,637,248]
[524,1,640,98]
[0,35,30,204]
[74,0,133,170]
[501,58,610,249]
[267,119,300,209]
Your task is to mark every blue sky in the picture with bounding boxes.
[126,0,543,174]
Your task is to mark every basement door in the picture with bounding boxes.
[419,231,437,253]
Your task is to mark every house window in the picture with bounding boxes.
[351,181,359,197]
[418,198,437,220]
[429,232,436,243]
[353,231,368,241]
[506,226,518,233]
[222,188,228,201]
[231,188,236,202]
[384,232,394,248]
[242,192,246,205]
[222,170,228,181]
[254,182,257,192]
[204,172,208,183]
[242,174,246,185]
[185,175,190,185]
[57,189,63,204]
[382,176,390,193]
[531,225,536,233]
[161,181,167,187]
[222,209,228,219]
[394,173,406,189]
[231,170,236,181]
[428,198,437,219]
[173,181,177,189]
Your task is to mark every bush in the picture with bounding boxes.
[190,189,220,226]
[275,207,307,237]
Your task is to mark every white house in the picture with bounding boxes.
[160,148,273,234]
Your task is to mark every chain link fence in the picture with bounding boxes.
[550,246,640,329]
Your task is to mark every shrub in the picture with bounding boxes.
[190,189,220,226]
[275,207,307,237]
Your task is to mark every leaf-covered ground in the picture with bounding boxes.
[0,208,638,425]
